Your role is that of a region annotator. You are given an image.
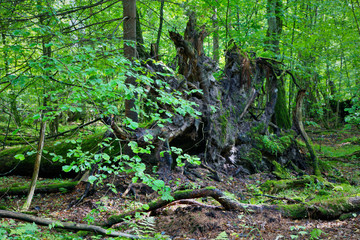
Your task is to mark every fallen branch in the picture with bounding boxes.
[45,118,102,140]
[105,187,266,227]
[0,210,140,239]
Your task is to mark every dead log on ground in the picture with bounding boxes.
[105,187,360,226]
[0,181,78,196]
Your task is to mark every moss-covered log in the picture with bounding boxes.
[0,210,139,239]
[0,133,116,177]
[261,176,332,193]
[279,196,360,219]
[0,181,78,196]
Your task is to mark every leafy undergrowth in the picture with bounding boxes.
[1,127,360,239]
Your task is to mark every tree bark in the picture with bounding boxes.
[22,10,51,210]
[155,0,165,59]
[123,0,138,122]
[266,0,291,129]
[22,115,46,211]
[212,8,219,64]
[293,90,321,176]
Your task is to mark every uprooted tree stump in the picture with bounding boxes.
[104,14,309,179]
[164,14,307,175]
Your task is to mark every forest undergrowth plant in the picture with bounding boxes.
[252,131,293,157]
[233,213,263,240]
[288,225,324,240]
[0,219,82,240]
[34,47,204,201]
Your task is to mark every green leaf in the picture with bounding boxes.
[129,121,139,130]
[88,175,97,184]
[12,129,20,135]
[102,153,110,161]
[15,154,25,161]
[33,114,41,120]
[62,165,72,172]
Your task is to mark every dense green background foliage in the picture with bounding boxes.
[0,0,359,196]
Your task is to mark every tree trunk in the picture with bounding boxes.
[155,0,165,59]
[22,10,52,210]
[136,9,148,59]
[266,0,291,129]
[212,8,219,64]
[22,113,46,211]
[123,0,138,122]
[293,90,320,176]
[266,0,282,54]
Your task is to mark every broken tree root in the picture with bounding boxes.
[0,210,140,239]
[152,199,222,213]
[105,186,360,226]
[105,187,266,227]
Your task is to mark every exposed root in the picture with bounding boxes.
[105,187,268,227]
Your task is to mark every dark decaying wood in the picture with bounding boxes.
[106,14,307,177]
[166,14,305,175]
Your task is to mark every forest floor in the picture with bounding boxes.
[1,125,360,239]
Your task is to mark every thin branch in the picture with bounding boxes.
[0,210,140,239]
[63,17,125,34]
[350,0,360,38]
[0,83,11,94]
[0,0,118,23]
